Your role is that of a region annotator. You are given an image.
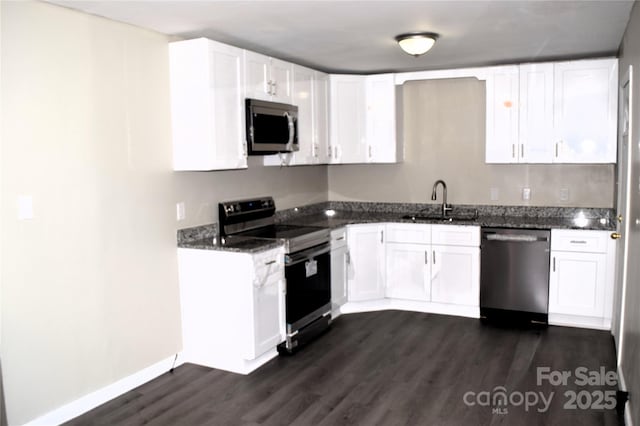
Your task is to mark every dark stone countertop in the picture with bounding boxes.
[177,201,616,254]
[177,224,284,253]
[275,202,616,231]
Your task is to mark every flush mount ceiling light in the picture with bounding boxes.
[395,32,439,57]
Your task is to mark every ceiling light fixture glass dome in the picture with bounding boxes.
[395,32,439,57]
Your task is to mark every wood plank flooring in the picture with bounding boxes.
[65,311,622,425]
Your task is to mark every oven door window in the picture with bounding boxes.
[285,249,330,327]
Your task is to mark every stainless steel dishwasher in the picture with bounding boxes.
[480,228,551,324]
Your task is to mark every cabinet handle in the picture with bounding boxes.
[273,81,277,96]
[336,236,345,241]
[512,144,515,158]
[265,260,277,266]
[432,251,436,264]
[555,141,559,158]
[242,142,247,156]
[552,257,556,272]
[424,251,428,265]
[369,145,372,159]
[380,230,384,243]
[569,240,587,244]
[328,145,332,158]
[520,144,524,158]
[611,233,622,240]
[346,252,351,264]
[334,146,338,160]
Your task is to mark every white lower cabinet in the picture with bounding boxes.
[430,245,480,306]
[344,223,480,315]
[549,229,615,329]
[386,242,430,301]
[347,224,386,301]
[177,246,285,374]
[330,228,349,314]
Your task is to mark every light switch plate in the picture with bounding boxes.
[522,187,531,201]
[176,202,186,221]
[18,195,34,220]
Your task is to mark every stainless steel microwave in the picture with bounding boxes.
[246,98,298,155]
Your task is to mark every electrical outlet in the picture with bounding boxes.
[490,187,499,201]
[560,188,570,201]
[522,187,531,201]
[176,202,186,221]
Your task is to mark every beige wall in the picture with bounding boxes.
[0,2,327,424]
[618,2,640,424]
[329,78,615,208]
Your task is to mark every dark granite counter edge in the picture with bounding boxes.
[178,202,616,253]
[276,202,616,231]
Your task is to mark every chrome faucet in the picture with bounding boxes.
[431,180,453,217]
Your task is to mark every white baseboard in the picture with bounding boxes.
[340,299,479,319]
[24,353,184,426]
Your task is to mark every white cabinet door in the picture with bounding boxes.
[244,51,293,104]
[365,74,397,163]
[169,38,247,171]
[314,71,330,164]
[485,65,519,163]
[249,248,286,359]
[519,63,554,163]
[347,224,386,301]
[291,65,315,165]
[270,57,293,104]
[329,75,366,163]
[331,244,349,310]
[553,59,618,163]
[250,268,285,358]
[549,251,606,317]
[430,245,479,306]
[385,242,430,301]
[243,50,271,102]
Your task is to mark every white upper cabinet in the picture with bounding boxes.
[292,65,315,165]
[519,63,555,163]
[329,75,366,163]
[263,67,329,166]
[314,71,331,164]
[553,59,618,163]
[244,51,293,104]
[169,38,247,171]
[365,74,398,163]
[329,74,398,164]
[485,66,519,163]
[486,58,617,164]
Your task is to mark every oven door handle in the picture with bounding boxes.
[286,244,330,266]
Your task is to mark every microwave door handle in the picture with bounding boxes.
[285,112,295,148]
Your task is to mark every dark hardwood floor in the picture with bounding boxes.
[65,311,622,425]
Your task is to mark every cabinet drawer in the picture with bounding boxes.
[431,225,480,247]
[331,228,347,248]
[386,223,431,244]
[551,229,609,253]
[253,247,285,278]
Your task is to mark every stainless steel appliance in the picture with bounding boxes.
[219,197,331,353]
[480,227,551,324]
[245,99,298,155]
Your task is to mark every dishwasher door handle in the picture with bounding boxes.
[483,233,549,242]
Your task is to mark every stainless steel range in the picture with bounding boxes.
[219,197,331,353]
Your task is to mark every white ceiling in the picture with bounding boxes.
[46,0,636,74]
